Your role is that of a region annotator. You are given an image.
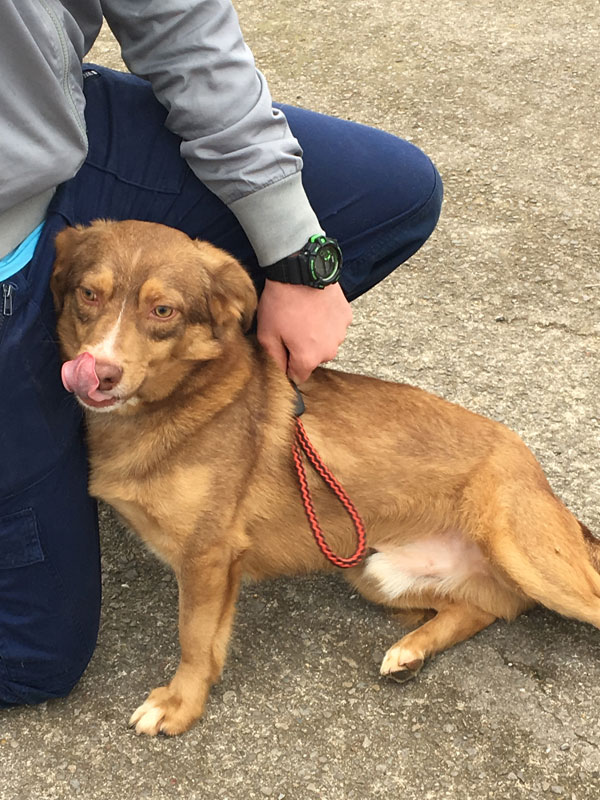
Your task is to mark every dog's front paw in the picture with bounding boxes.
[380,644,424,683]
[128,686,199,736]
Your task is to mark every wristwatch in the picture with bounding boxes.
[263,234,343,289]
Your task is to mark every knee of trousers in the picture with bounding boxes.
[0,517,101,707]
[0,647,97,707]
[421,164,444,236]
[0,451,101,708]
[0,525,101,707]
[391,154,444,245]
[340,161,444,301]
[354,132,445,247]
[403,161,444,258]
[386,155,444,257]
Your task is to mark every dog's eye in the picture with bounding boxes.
[79,287,98,304]
[152,305,175,319]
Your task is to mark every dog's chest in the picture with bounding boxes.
[111,496,181,565]
[90,460,215,567]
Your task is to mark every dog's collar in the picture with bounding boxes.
[291,382,305,417]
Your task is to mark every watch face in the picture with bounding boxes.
[310,239,342,283]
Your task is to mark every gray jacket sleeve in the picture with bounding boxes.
[100,0,323,264]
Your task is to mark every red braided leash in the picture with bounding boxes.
[292,417,367,568]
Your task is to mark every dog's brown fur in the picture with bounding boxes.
[52,219,600,736]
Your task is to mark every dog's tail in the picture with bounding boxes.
[579,520,600,573]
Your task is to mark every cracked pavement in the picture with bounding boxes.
[1,0,599,798]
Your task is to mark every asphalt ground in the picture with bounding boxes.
[1,1,599,798]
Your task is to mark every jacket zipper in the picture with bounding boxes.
[0,283,16,342]
[2,283,14,316]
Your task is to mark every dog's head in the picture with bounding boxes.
[51,220,257,412]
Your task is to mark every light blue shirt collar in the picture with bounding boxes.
[0,222,45,282]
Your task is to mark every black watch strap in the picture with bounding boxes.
[263,254,306,285]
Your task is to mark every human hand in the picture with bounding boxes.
[256,280,353,384]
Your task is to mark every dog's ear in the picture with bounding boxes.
[193,241,257,333]
[51,225,89,312]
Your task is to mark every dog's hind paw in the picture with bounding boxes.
[380,644,424,684]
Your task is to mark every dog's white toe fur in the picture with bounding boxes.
[380,644,420,676]
[129,700,164,735]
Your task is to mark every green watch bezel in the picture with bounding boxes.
[306,235,343,286]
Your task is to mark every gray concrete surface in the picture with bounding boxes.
[2,1,599,798]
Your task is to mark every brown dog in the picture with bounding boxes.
[51,219,599,736]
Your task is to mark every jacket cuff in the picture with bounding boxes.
[228,173,325,266]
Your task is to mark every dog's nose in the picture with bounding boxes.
[95,360,123,391]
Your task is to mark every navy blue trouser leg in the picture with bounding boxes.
[0,65,441,706]
[0,221,100,706]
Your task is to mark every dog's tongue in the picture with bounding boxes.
[61,352,100,399]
